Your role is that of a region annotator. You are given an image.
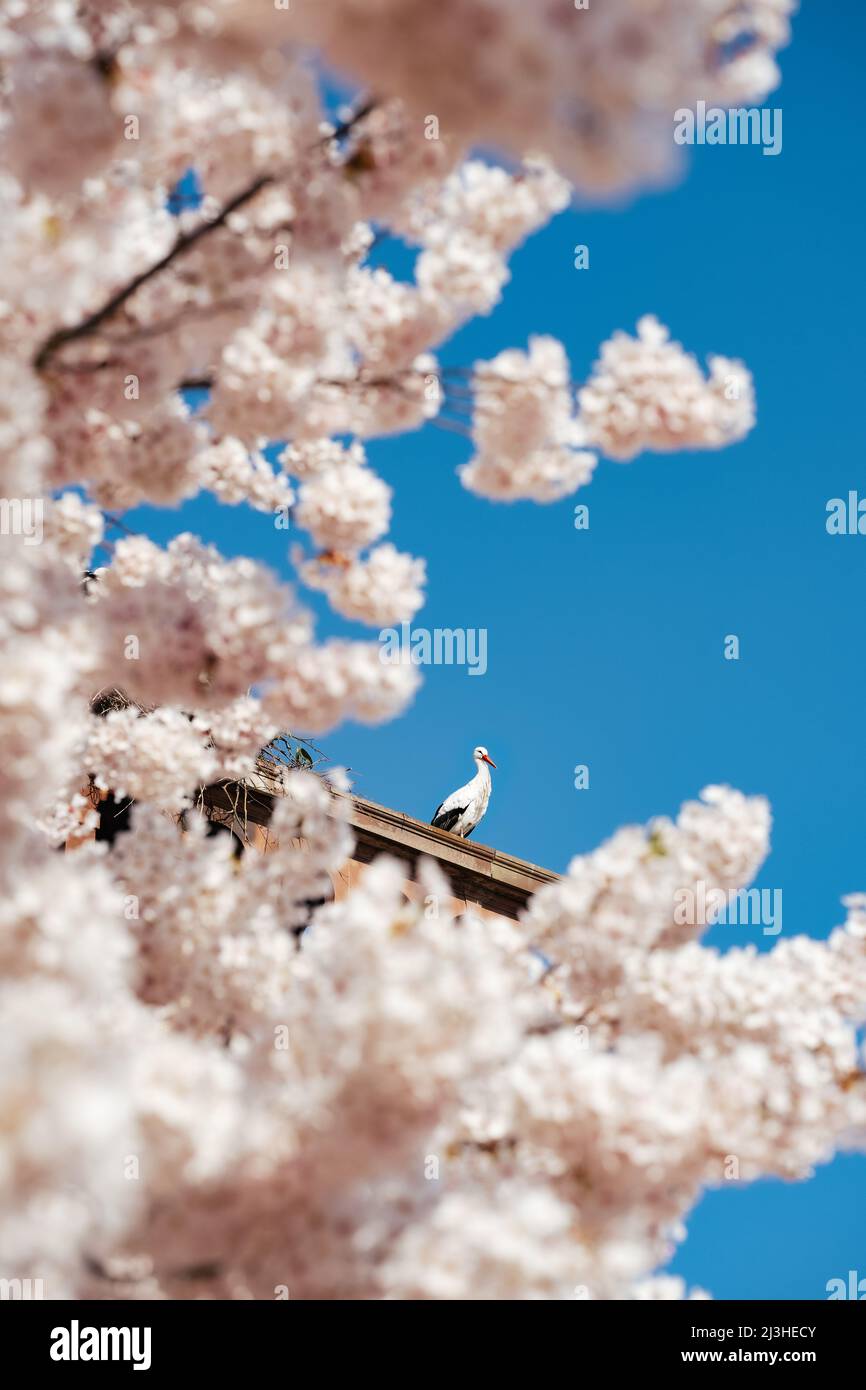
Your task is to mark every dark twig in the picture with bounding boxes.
[34,175,275,372]
[330,99,377,142]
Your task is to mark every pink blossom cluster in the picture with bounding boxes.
[283,437,426,625]
[3,534,866,1297]
[296,544,427,627]
[192,438,294,515]
[464,321,756,501]
[462,337,598,502]
[79,707,218,815]
[282,0,796,195]
[5,0,860,1309]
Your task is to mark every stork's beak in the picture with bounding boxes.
[483,754,497,768]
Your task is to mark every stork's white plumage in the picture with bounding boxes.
[431,745,497,839]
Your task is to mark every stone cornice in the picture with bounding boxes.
[200,781,560,919]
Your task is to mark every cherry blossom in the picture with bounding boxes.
[192,437,294,514]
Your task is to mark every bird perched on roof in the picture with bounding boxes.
[431,745,496,839]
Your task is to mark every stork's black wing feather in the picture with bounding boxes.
[431,804,467,832]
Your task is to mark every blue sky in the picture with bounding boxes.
[129,4,865,1299]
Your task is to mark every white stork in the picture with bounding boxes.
[431,745,497,838]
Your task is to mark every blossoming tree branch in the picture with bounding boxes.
[4,0,862,1303]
